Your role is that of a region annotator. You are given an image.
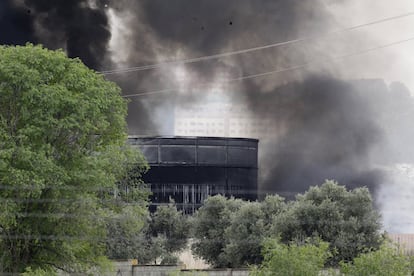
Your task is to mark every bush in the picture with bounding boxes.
[340,241,414,276]
[251,239,330,276]
[22,267,57,276]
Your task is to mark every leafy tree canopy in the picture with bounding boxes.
[251,239,330,276]
[0,44,147,273]
[107,202,190,265]
[273,180,383,265]
[191,182,381,268]
[340,241,414,276]
[224,201,265,267]
[191,195,245,267]
[191,194,286,268]
[150,203,190,254]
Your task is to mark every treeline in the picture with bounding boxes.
[192,180,383,268]
[106,180,411,274]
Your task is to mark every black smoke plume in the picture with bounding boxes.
[0,0,111,69]
[244,76,384,196]
[106,0,337,134]
[0,0,36,45]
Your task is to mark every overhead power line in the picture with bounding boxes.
[100,11,414,75]
[122,35,414,98]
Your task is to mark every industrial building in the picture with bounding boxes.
[128,136,258,213]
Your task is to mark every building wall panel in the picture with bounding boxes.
[128,136,258,213]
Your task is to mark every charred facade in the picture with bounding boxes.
[128,136,258,213]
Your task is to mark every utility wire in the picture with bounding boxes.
[100,11,414,75]
[225,36,414,82]
[122,35,414,98]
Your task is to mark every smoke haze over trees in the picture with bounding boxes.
[0,0,111,69]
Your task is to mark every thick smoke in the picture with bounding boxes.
[243,76,384,196]
[107,0,414,203]
[0,0,111,69]
[105,0,340,134]
[104,0,391,196]
[0,0,36,45]
[248,77,414,197]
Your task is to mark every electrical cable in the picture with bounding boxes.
[99,11,414,75]
[122,36,414,98]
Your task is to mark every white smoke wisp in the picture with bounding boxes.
[325,0,414,93]
[107,7,137,68]
[377,164,414,233]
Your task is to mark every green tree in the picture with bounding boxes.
[105,206,149,261]
[220,194,286,267]
[251,239,330,276]
[273,180,382,265]
[114,203,190,265]
[105,166,150,261]
[191,195,286,268]
[147,203,190,264]
[260,194,286,235]
[223,201,265,267]
[191,195,245,267]
[150,203,190,254]
[340,241,414,276]
[0,44,147,273]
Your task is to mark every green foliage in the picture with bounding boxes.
[150,203,190,254]
[105,205,149,260]
[0,44,147,273]
[224,202,265,267]
[123,203,190,265]
[105,164,150,260]
[192,195,286,267]
[22,267,57,276]
[340,241,414,276]
[273,180,382,265]
[160,254,179,265]
[251,239,330,276]
[191,195,245,267]
[260,194,286,234]
[191,182,381,269]
[191,195,286,268]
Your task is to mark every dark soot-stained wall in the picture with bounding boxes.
[128,136,258,213]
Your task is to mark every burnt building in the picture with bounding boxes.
[128,136,258,213]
